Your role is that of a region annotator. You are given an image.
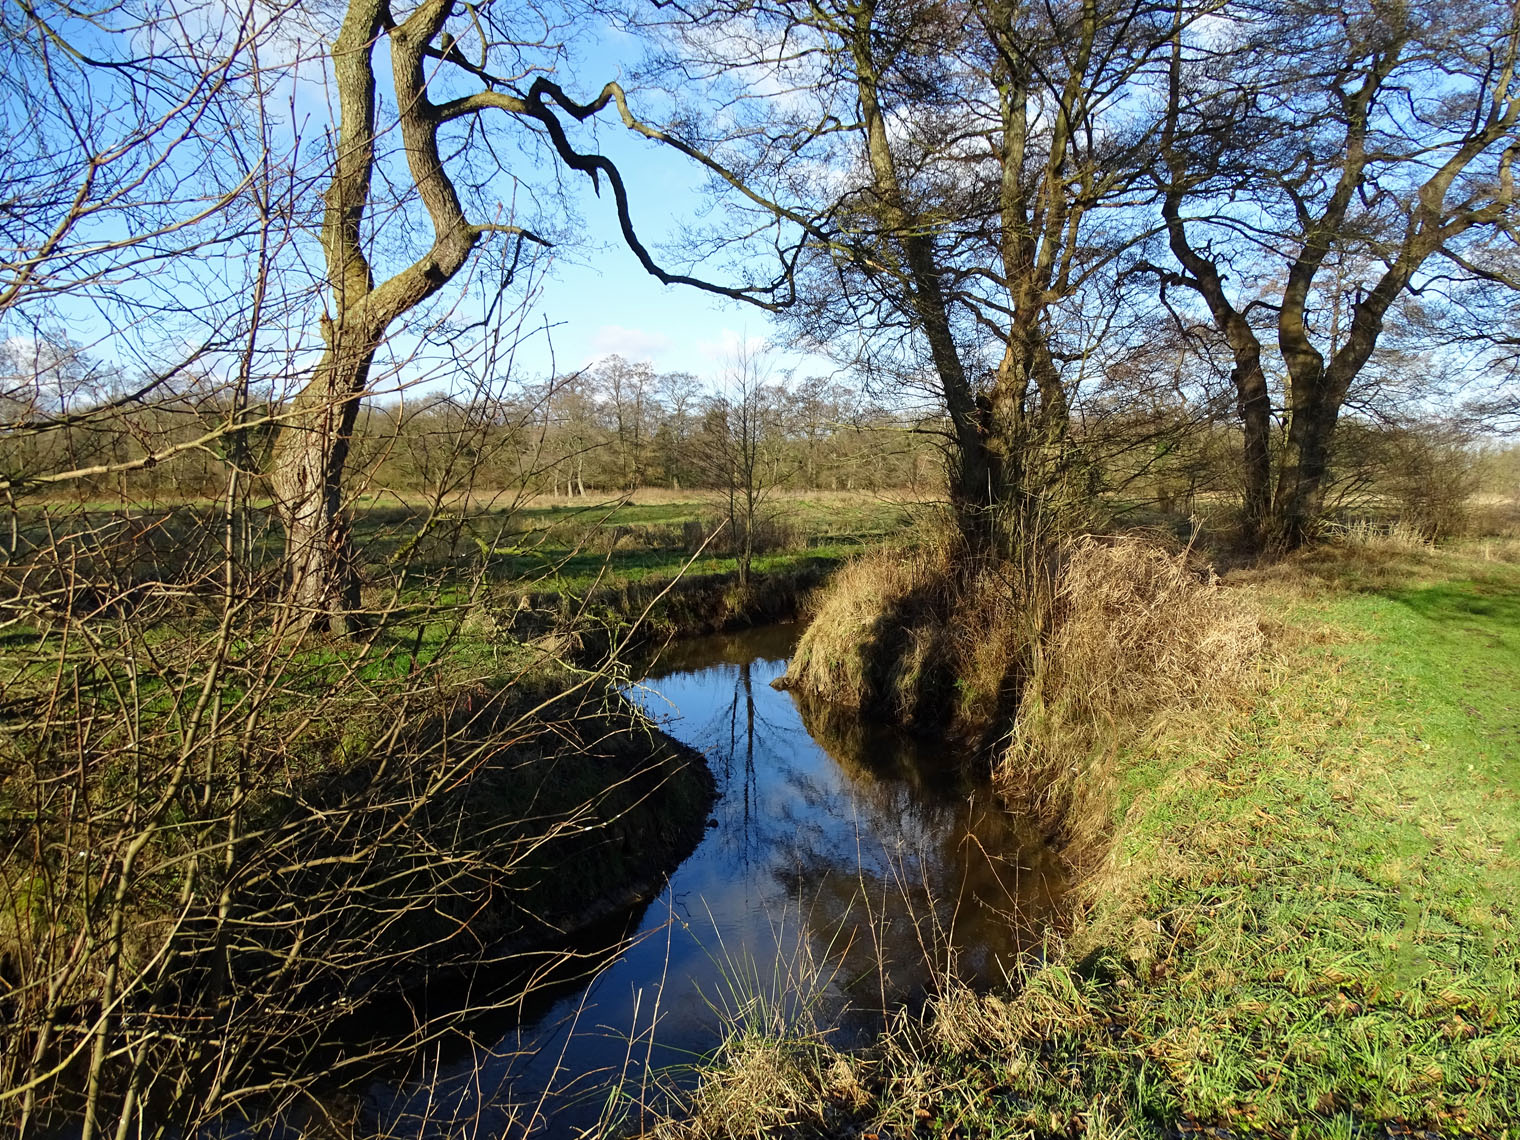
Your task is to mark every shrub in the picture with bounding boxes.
[1380,423,1479,540]
[683,513,799,557]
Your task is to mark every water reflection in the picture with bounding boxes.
[362,623,1063,1138]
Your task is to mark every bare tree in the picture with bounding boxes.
[655,369,705,491]
[643,0,1178,551]
[697,344,790,586]
[1154,0,1520,547]
[594,354,659,490]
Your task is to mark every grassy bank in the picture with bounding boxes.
[663,540,1520,1138]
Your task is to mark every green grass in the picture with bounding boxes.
[1080,551,1520,1133]
[4,491,918,599]
[662,543,1520,1139]
[1,491,919,687]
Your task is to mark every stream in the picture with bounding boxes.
[360,623,1066,1138]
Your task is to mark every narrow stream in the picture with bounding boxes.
[363,623,1065,1137]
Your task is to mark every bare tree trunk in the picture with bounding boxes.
[271,342,376,635]
[1274,401,1335,546]
[847,0,997,547]
[263,0,508,634]
[1236,364,1273,547]
[1162,35,1275,551]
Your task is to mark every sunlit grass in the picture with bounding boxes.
[661,541,1520,1138]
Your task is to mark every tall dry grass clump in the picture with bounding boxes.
[1001,536,1262,858]
[779,523,1037,737]
[782,525,1259,865]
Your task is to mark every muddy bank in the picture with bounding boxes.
[2,653,718,1140]
[246,670,718,1001]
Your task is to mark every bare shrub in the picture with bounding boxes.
[0,546,714,1137]
[0,426,718,1140]
[1379,422,1480,541]
[683,513,798,558]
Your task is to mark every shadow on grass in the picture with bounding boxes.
[1384,577,1520,637]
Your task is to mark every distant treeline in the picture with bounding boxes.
[346,357,943,500]
[6,350,1515,538]
[4,354,941,502]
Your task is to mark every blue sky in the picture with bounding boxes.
[491,15,833,386]
[1,0,832,400]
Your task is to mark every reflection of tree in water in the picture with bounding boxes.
[775,691,1067,1010]
[791,690,980,795]
[350,629,1066,1140]
[635,652,808,875]
[641,659,1068,1007]
[738,660,757,864]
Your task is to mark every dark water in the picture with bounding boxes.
[363,624,1065,1138]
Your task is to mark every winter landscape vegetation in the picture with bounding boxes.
[2,0,1519,1135]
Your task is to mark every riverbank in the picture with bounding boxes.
[477,558,842,678]
[659,538,1520,1138]
[0,625,718,1134]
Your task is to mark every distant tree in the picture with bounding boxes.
[594,355,658,490]
[697,346,791,586]
[787,376,853,490]
[655,369,705,491]
[540,373,602,498]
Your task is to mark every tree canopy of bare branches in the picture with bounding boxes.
[1155,0,1520,546]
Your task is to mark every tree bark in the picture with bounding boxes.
[848,0,995,542]
[268,0,489,632]
[270,341,376,635]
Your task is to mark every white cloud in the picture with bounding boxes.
[588,324,674,364]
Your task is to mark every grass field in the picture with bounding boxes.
[664,539,1520,1138]
[358,488,923,588]
[3,488,924,599]
[0,490,925,737]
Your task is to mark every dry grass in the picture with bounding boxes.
[1323,517,1435,552]
[778,524,1037,735]
[783,530,1261,838]
[652,1038,833,1140]
[779,532,950,715]
[1039,537,1260,726]
[999,536,1263,861]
